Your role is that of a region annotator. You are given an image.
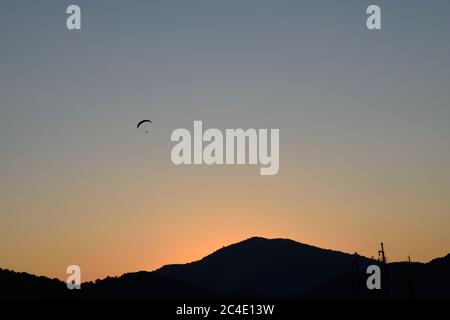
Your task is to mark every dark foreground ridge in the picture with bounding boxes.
[1,237,449,300]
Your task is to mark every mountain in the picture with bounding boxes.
[0,269,67,300]
[303,254,450,299]
[156,237,373,297]
[0,269,212,300]
[79,271,213,300]
[1,237,449,300]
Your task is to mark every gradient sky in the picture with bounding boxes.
[1,0,450,281]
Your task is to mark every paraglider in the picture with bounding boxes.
[137,119,152,134]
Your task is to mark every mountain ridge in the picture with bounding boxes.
[156,236,374,296]
[1,236,449,300]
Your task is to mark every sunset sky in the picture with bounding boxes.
[1,0,450,281]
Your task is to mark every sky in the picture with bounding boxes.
[1,0,450,281]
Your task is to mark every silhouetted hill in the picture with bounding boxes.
[0,268,212,300]
[0,269,67,300]
[156,237,373,297]
[302,254,450,299]
[80,271,213,300]
[1,238,449,300]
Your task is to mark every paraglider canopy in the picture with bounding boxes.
[137,119,152,134]
[137,119,152,129]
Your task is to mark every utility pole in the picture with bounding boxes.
[378,242,386,264]
[378,242,390,298]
